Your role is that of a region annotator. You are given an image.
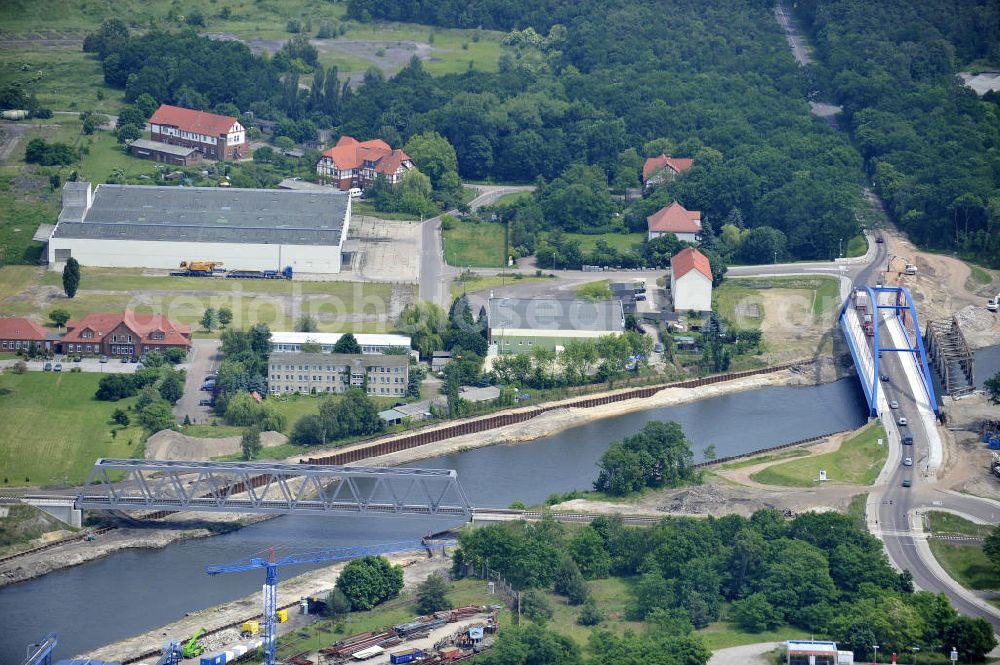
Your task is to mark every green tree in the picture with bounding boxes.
[730,593,782,632]
[116,123,142,144]
[218,307,233,329]
[158,371,184,404]
[322,588,352,618]
[111,408,130,427]
[332,333,361,354]
[415,571,453,614]
[335,555,404,611]
[568,528,612,579]
[241,426,262,460]
[62,258,80,298]
[225,391,262,426]
[943,616,997,662]
[96,373,138,401]
[985,525,1000,568]
[985,372,1000,404]
[48,308,71,328]
[553,557,590,605]
[736,226,788,265]
[398,301,446,357]
[594,421,699,496]
[143,350,165,368]
[577,601,603,626]
[296,315,318,332]
[519,589,553,623]
[200,307,217,331]
[404,131,459,189]
[138,400,176,432]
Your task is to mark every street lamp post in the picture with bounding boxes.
[873,645,879,664]
[911,646,919,664]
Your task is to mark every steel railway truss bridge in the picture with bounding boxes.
[76,459,473,518]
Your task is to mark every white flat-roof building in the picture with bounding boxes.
[270,331,411,355]
[48,182,351,275]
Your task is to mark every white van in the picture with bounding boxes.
[348,187,363,199]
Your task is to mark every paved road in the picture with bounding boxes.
[707,642,776,665]
[174,339,221,425]
[419,184,536,306]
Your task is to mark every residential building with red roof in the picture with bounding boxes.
[647,201,703,243]
[670,247,713,313]
[316,136,415,191]
[61,310,191,358]
[0,317,50,353]
[148,104,248,160]
[642,154,694,188]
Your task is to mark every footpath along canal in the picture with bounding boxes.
[1,378,867,662]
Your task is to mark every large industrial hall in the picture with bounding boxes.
[47,182,351,275]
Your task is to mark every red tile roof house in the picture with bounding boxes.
[647,201,703,243]
[670,247,713,313]
[642,155,694,189]
[60,310,192,359]
[148,104,249,160]
[0,317,51,354]
[315,136,415,191]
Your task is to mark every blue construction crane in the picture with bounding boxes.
[207,540,437,665]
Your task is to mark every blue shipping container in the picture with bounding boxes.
[390,649,424,664]
[200,653,228,665]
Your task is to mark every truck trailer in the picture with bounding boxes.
[226,266,293,280]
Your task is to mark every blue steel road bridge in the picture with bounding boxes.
[838,285,937,418]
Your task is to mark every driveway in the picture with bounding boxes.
[174,339,222,425]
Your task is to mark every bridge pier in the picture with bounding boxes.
[26,498,82,528]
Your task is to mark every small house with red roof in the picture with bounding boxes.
[642,155,694,189]
[647,201,702,243]
[148,104,248,160]
[670,247,713,313]
[61,310,191,359]
[316,136,414,191]
[0,317,50,354]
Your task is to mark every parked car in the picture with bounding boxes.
[901,477,911,487]
[200,381,216,392]
[198,398,214,407]
[889,400,899,409]
[654,343,664,354]
[880,374,889,382]
[43,362,52,371]
[130,357,139,363]
[903,457,913,466]
[204,374,217,382]
[99,355,109,363]
[898,416,907,426]
[902,433,913,445]
[121,356,129,363]
[53,363,63,372]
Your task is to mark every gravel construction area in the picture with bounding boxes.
[145,429,288,461]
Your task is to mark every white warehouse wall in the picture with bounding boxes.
[672,271,712,312]
[47,238,343,274]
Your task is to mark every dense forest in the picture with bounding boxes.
[87,0,863,262]
[796,0,1000,266]
[455,510,997,664]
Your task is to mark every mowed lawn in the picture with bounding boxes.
[929,541,1000,591]
[750,422,888,487]
[0,372,145,487]
[443,219,506,267]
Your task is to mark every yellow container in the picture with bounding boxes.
[241,621,259,635]
[276,609,288,623]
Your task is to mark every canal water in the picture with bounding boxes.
[1,379,868,663]
[976,344,1000,389]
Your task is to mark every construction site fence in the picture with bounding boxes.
[303,362,806,467]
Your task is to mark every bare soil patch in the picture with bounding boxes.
[145,429,288,461]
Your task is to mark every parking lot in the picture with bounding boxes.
[174,339,222,425]
[0,357,147,374]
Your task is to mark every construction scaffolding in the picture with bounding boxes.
[924,316,975,397]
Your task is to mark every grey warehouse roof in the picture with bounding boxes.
[488,297,625,332]
[53,184,349,246]
[269,352,408,368]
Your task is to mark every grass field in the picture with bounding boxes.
[493,191,533,207]
[968,263,993,286]
[450,272,552,299]
[749,422,888,487]
[543,577,643,648]
[443,219,506,267]
[696,616,810,650]
[576,280,612,301]
[929,541,1000,591]
[0,372,145,487]
[0,178,56,265]
[1,266,406,336]
[556,232,646,254]
[713,275,841,329]
[925,511,996,539]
